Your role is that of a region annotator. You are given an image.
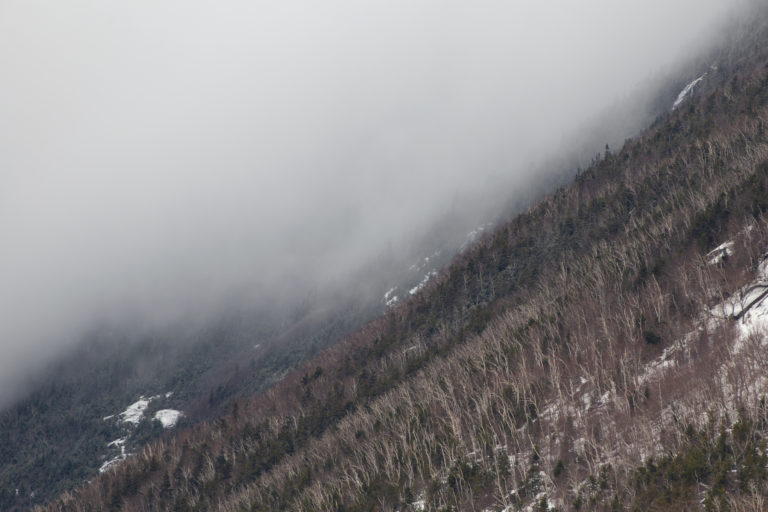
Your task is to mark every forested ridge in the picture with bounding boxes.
[29,9,768,512]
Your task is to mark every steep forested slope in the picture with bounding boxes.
[22,7,768,511]
[0,188,495,511]
[33,10,768,512]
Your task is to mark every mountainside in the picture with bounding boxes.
[27,8,768,512]
[0,192,501,510]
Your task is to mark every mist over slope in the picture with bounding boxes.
[0,0,754,406]
[32,2,768,509]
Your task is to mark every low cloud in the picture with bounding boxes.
[0,0,753,405]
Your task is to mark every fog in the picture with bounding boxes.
[0,0,754,405]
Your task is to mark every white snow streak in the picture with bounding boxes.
[672,73,706,109]
[707,240,734,265]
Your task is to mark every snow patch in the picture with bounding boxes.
[460,223,493,252]
[99,438,128,473]
[732,267,768,353]
[710,258,768,321]
[154,409,183,429]
[707,240,734,265]
[119,397,151,425]
[107,437,126,448]
[642,250,768,387]
[673,73,706,110]
[409,270,437,296]
[384,286,399,307]
[99,457,123,474]
[100,392,179,471]
[110,393,171,425]
[408,251,442,273]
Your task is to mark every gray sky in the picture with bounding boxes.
[0,0,752,404]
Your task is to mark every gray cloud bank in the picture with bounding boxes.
[0,0,753,404]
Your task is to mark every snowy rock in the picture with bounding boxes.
[707,240,734,265]
[154,409,183,428]
[119,397,151,425]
